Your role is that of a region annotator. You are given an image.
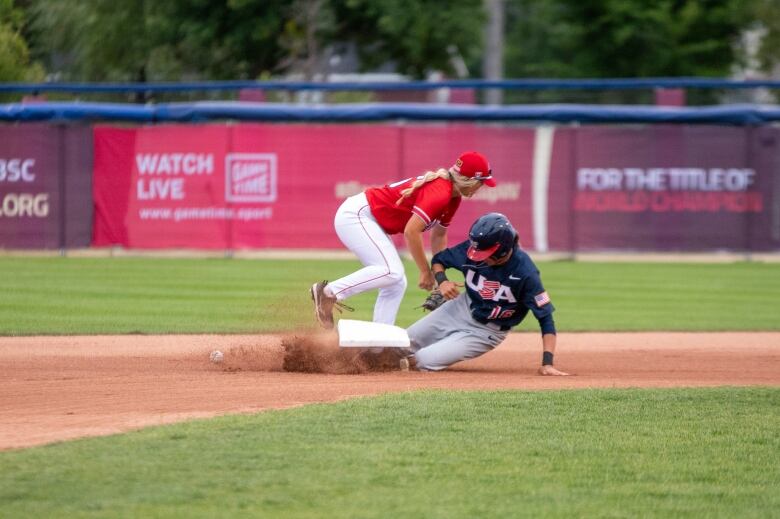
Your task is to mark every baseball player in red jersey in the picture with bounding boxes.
[311,151,496,328]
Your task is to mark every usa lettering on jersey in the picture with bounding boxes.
[465,270,517,303]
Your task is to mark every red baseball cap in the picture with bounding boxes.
[451,151,496,187]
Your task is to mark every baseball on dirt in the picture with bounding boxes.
[209,350,224,363]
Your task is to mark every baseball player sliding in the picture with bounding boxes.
[311,151,496,328]
[404,212,569,375]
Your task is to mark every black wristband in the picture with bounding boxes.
[542,351,554,366]
[434,271,448,285]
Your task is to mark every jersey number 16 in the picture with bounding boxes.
[487,306,515,320]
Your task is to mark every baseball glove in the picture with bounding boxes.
[418,290,446,312]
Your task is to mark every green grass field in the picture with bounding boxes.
[2,256,779,517]
[1,388,778,518]
[1,256,779,334]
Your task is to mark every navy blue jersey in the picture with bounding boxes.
[432,240,556,333]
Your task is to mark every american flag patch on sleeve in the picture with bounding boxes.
[534,291,551,307]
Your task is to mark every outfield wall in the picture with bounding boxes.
[2,122,779,252]
[0,124,93,248]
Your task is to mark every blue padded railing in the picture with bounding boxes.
[3,101,780,125]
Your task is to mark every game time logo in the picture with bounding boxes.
[225,153,278,203]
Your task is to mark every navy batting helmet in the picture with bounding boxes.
[467,213,518,261]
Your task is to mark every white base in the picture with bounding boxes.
[337,319,410,348]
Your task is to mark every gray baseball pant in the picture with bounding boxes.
[406,293,508,371]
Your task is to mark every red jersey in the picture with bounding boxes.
[365,176,461,235]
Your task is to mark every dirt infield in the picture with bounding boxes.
[1,332,778,450]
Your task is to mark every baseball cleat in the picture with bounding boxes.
[399,357,410,372]
[311,281,336,329]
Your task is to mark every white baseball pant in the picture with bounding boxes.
[327,192,407,325]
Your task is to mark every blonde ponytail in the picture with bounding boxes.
[395,168,484,205]
[395,168,450,205]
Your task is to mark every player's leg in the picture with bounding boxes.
[328,193,406,301]
[372,257,407,324]
[406,297,461,349]
[413,329,505,371]
[406,294,506,370]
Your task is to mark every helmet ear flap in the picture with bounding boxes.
[490,234,515,260]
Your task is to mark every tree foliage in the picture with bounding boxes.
[27,0,291,81]
[12,0,776,89]
[753,0,780,74]
[332,0,485,78]
[505,0,753,79]
[25,0,483,81]
[0,0,43,82]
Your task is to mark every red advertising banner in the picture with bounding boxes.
[0,124,92,249]
[746,127,780,251]
[0,125,58,248]
[92,123,779,252]
[563,125,776,251]
[93,124,534,249]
